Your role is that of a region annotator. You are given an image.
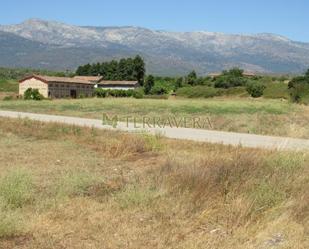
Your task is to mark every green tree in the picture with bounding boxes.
[223,67,244,77]
[186,71,197,85]
[133,55,146,85]
[76,63,91,76]
[288,69,309,103]
[214,68,246,88]
[175,77,184,90]
[144,75,155,94]
[76,56,145,83]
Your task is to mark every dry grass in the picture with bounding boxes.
[0,117,308,248]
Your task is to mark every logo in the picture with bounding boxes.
[102,113,213,129]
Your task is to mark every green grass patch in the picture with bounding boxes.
[0,169,34,209]
[263,82,289,99]
[0,98,296,116]
[176,86,220,98]
[0,207,23,238]
[219,87,248,97]
[0,79,18,92]
[115,185,160,209]
[54,171,102,198]
[248,181,286,211]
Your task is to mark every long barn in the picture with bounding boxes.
[19,75,140,98]
[19,75,96,98]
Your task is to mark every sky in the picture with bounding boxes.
[0,0,308,42]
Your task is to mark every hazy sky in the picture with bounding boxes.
[1,0,308,42]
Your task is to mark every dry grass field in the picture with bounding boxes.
[1,97,309,138]
[0,117,308,249]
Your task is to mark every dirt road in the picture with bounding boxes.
[1,110,308,150]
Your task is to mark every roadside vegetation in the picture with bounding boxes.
[0,118,307,248]
[1,97,309,139]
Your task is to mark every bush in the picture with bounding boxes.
[95,88,108,98]
[23,88,44,100]
[176,86,220,98]
[94,88,143,99]
[246,82,266,98]
[132,88,144,99]
[214,68,247,89]
[150,83,170,95]
[289,83,309,103]
[288,71,309,103]
[144,75,155,94]
[214,76,247,88]
[3,96,14,101]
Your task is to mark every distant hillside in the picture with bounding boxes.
[0,19,309,75]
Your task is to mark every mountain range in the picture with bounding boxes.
[0,18,309,75]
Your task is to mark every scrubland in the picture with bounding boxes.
[0,117,308,248]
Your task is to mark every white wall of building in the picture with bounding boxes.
[95,85,137,90]
[19,78,48,98]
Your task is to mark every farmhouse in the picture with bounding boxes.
[19,75,140,98]
[19,75,95,98]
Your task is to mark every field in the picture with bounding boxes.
[0,79,18,93]
[0,117,308,249]
[1,97,309,139]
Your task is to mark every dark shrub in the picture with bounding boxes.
[150,84,169,95]
[214,68,247,89]
[289,83,309,103]
[94,88,108,98]
[288,69,309,103]
[24,88,44,100]
[132,88,144,99]
[94,88,143,99]
[3,96,14,101]
[246,82,266,98]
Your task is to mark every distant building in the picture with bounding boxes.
[208,73,222,78]
[95,80,139,90]
[73,76,104,83]
[19,75,95,98]
[208,71,256,78]
[19,75,139,98]
[74,76,139,90]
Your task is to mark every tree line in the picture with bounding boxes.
[75,55,145,84]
